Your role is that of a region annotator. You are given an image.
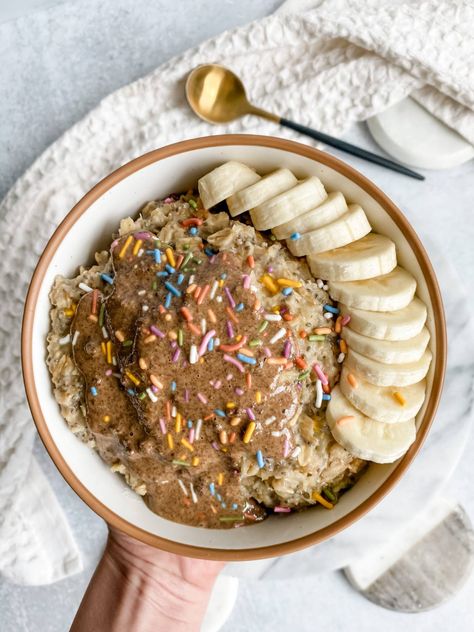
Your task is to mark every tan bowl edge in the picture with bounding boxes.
[21,134,447,561]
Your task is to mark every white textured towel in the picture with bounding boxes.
[1,0,473,585]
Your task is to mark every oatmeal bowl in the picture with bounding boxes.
[22,135,446,560]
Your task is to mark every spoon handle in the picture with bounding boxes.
[279,118,424,181]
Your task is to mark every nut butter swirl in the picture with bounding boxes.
[71,231,302,528]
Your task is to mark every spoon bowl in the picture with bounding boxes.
[185,64,278,124]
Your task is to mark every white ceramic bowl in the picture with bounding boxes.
[22,135,446,560]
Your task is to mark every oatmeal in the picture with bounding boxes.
[47,194,366,528]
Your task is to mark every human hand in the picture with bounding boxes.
[71,526,224,632]
[107,527,225,626]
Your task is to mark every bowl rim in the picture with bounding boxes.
[21,134,446,561]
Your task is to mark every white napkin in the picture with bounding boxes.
[0,457,82,584]
[1,0,473,585]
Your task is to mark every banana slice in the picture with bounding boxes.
[307,233,397,282]
[250,177,326,230]
[339,297,427,341]
[340,366,426,423]
[326,386,416,463]
[198,162,260,209]
[329,266,416,312]
[345,348,432,387]
[286,204,371,257]
[342,326,430,364]
[272,191,346,240]
[226,168,297,217]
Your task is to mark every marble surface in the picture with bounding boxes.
[0,0,69,24]
[1,1,474,631]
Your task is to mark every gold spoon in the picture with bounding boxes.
[185,64,424,180]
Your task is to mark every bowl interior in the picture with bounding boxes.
[26,139,441,557]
